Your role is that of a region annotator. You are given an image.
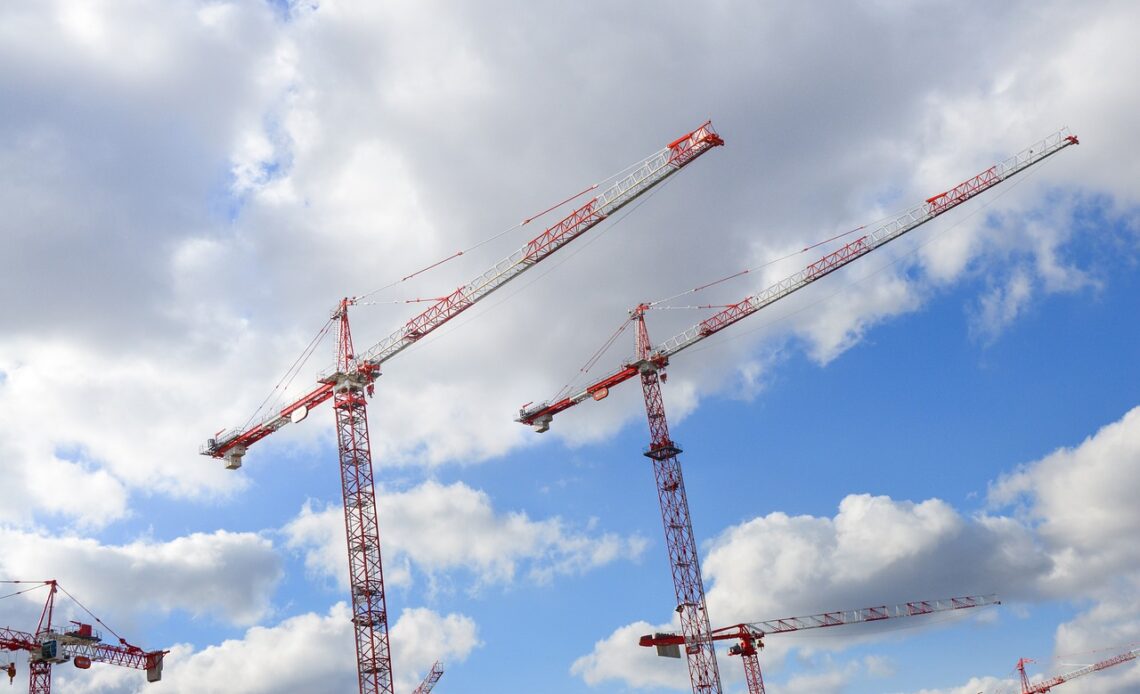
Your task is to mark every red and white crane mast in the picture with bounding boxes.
[201,122,724,694]
[1017,647,1140,693]
[635,304,721,693]
[525,299,732,693]
[641,594,999,694]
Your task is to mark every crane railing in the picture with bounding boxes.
[204,121,724,462]
[518,128,1078,429]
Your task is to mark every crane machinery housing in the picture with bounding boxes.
[517,129,1078,694]
[642,594,999,694]
[0,580,167,694]
[201,121,724,694]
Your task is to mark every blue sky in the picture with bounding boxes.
[2,2,1139,693]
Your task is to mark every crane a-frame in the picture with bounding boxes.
[201,122,724,694]
[517,129,1078,694]
[0,580,167,694]
[642,594,999,694]
[1017,646,1140,693]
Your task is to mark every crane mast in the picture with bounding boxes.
[635,306,722,693]
[1017,647,1140,693]
[330,299,393,694]
[199,122,724,694]
[518,128,1079,431]
[641,594,999,694]
[202,121,724,470]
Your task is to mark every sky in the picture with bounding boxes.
[1,1,1139,693]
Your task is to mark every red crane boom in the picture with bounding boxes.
[200,122,724,694]
[518,129,1079,432]
[0,580,166,694]
[202,121,724,470]
[412,661,443,694]
[1017,647,1140,693]
[641,594,999,694]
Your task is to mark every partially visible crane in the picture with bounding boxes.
[412,661,443,694]
[641,594,999,694]
[517,129,1078,694]
[1017,647,1140,693]
[201,121,724,694]
[0,580,167,694]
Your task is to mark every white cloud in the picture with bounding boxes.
[0,527,281,628]
[572,404,1140,690]
[970,268,1034,342]
[569,620,691,691]
[2,0,1137,527]
[283,480,648,591]
[3,2,1140,691]
[50,602,478,694]
[701,495,1045,626]
[989,406,1140,597]
[904,676,1012,694]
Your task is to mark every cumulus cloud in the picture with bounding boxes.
[989,406,1140,596]
[50,602,478,694]
[571,494,1026,691]
[701,495,1045,625]
[3,1,1140,692]
[570,619,691,690]
[6,0,1137,530]
[0,527,281,627]
[283,480,648,592]
[572,404,1140,691]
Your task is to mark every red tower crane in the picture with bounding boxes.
[412,661,443,694]
[641,594,999,694]
[0,580,167,694]
[517,129,1078,694]
[1016,647,1140,693]
[201,122,724,694]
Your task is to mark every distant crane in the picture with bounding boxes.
[1016,646,1140,693]
[518,129,1078,694]
[201,122,724,694]
[412,661,443,694]
[0,580,167,694]
[641,594,999,694]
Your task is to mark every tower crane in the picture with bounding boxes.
[1016,646,1140,693]
[516,129,1078,694]
[641,594,999,694]
[0,580,167,694]
[200,121,724,694]
[412,661,443,694]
